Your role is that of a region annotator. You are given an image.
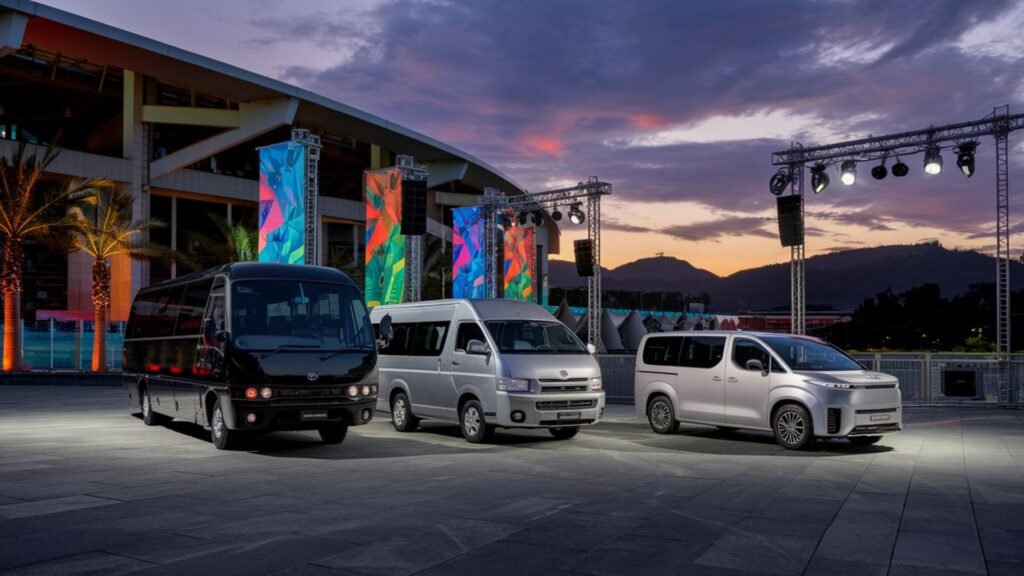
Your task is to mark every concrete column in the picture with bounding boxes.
[110,69,148,321]
[170,196,177,279]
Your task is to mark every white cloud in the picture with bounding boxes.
[955,1,1024,61]
[611,109,886,148]
[815,39,895,67]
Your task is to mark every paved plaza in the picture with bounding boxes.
[1,385,1023,575]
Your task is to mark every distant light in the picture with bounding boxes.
[840,160,856,186]
[871,163,887,180]
[924,146,943,175]
[956,142,977,177]
[811,164,829,194]
[892,159,909,177]
[569,203,585,225]
[551,208,562,221]
[769,168,791,196]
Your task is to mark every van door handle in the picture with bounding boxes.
[711,376,722,382]
[727,377,738,383]
[452,361,460,366]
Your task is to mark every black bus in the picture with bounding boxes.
[123,263,378,449]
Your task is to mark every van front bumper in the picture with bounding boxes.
[815,396,902,437]
[493,391,606,428]
[226,397,377,431]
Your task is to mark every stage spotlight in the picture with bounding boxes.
[517,211,528,226]
[532,210,544,225]
[924,146,943,175]
[769,168,791,196]
[551,207,563,221]
[569,203,585,225]
[810,164,829,194]
[892,158,909,177]
[956,142,977,177]
[840,160,856,186]
[871,162,887,180]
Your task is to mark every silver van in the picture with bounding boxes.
[634,331,902,449]
[370,299,605,443]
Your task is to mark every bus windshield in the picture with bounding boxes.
[230,280,374,351]
[484,320,589,354]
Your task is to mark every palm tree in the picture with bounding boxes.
[0,142,111,371]
[70,186,161,372]
[178,212,258,272]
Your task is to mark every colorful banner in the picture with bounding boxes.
[258,141,306,264]
[503,225,534,301]
[452,206,485,299]
[365,168,405,307]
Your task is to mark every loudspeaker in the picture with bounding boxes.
[776,195,804,247]
[401,179,427,236]
[574,239,594,277]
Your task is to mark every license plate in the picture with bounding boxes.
[870,414,891,422]
[301,410,329,421]
[557,411,581,420]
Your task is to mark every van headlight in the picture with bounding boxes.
[591,377,602,390]
[806,379,852,390]
[497,378,530,392]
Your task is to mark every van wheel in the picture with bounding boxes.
[549,426,580,440]
[319,422,349,444]
[140,387,165,426]
[772,404,814,450]
[210,398,239,450]
[460,400,494,443]
[647,396,679,434]
[848,435,881,446]
[391,392,418,432]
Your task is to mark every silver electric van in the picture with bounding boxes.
[370,299,605,443]
[634,331,902,449]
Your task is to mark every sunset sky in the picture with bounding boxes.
[46,0,1024,276]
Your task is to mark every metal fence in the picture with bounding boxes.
[2,320,126,372]
[599,353,1024,406]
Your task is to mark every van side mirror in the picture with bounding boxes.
[378,314,394,347]
[587,343,597,354]
[216,330,228,344]
[745,358,765,373]
[467,339,489,356]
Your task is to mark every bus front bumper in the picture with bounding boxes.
[226,397,377,431]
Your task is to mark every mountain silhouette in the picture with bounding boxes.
[548,242,1024,312]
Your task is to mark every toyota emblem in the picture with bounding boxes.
[560,370,569,379]
[307,372,319,382]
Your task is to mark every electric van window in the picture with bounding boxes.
[732,339,777,371]
[455,322,486,352]
[680,336,725,368]
[642,336,683,366]
[760,336,863,371]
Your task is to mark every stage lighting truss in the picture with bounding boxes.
[769,168,791,195]
[956,141,978,177]
[840,160,857,186]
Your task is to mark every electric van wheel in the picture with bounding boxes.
[210,398,240,450]
[391,392,418,432]
[460,399,494,443]
[848,435,881,446]
[549,426,580,440]
[647,396,679,434]
[319,422,349,444]
[772,404,814,450]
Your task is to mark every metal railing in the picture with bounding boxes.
[599,353,1024,406]
[1,320,126,372]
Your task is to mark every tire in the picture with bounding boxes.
[647,396,679,434]
[460,399,494,443]
[140,386,165,426]
[549,426,580,440]
[848,435,881,446]
[210,398,239,450]
[772,403,815,450]
[319,422,349,444]
[391,392,418,432]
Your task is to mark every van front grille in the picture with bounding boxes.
[536,399,597,410]
[827,408,841,434]
[540,384,589,393]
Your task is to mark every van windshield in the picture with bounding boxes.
[760,336,864,372]
[230,280,374,351]
[484,320,589,354]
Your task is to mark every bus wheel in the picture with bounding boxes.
[460,399,494,443]
[319,422,349,444]
[141,387,164,426]
[210,398,239,450]
[548,426,580,440]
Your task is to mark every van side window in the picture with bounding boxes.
[642,336,682,366]
[732,339,776,371]
[411,321,450,356]
[455,322,486,352]
[387,323,413,355]
[680,336,726,368]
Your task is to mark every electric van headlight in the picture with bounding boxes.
[806,379,852,390]
[497,378,530,392]
[591,377,602,390]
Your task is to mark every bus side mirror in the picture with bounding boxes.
[216,330,228,344]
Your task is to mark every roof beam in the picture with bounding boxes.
[149,96,298,179]
[142,104,241,128]
[422,160,468,188]
[0,10,28,58]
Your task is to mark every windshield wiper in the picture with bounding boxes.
[319,346,375,361]
[259,340,320,359]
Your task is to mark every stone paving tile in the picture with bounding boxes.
[417,540,582,576]
[988,560,1024,576]
[802,557,887,576]
[891,531,987,575]
[693,521,819,575]
[978,527,1024,564]
[0,495,122,519]
[0,550,155,575]
[507,511,641,551]
[570,533,710,576]
[813,511,900,565]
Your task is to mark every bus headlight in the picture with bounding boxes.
[361,385,371,396]
[591,378,602,390]
[497,378,530,392]
[348,385,359,397]
[260,387,272,399]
